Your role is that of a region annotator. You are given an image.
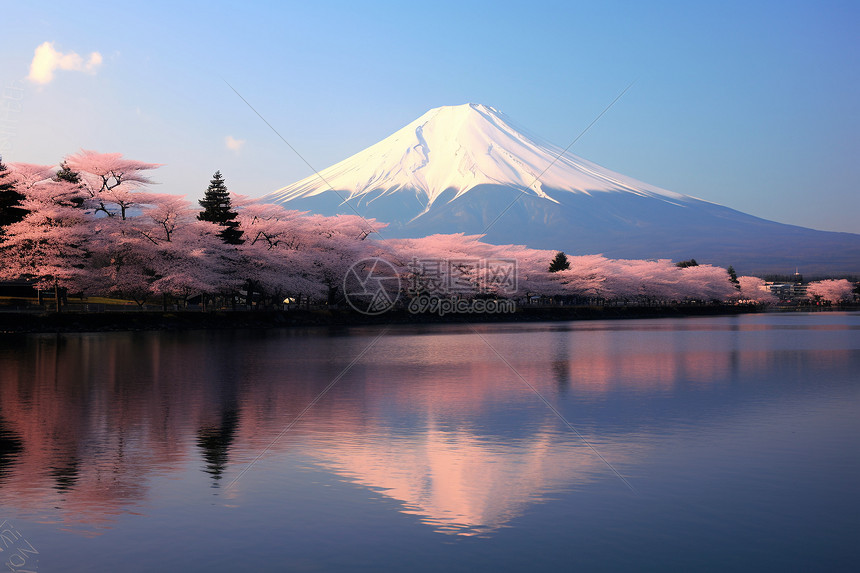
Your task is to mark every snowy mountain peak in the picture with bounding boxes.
[263,104,860,275]
[266,103,689,210]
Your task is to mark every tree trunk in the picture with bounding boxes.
[54,282,61,313]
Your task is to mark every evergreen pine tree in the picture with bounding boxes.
[727,265,740,289]
[0,156,27,231]
[54,161,85,208]
[198,171,243,245]
[55,160,81,184]
[676,258,699,268]
[548,251,570,272]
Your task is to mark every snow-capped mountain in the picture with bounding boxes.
[265,103,860,274]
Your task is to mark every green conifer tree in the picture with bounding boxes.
[198,171,243,245]
[727,265,740,288]
[0,156,27,231]
[54,161,85,208]
[548,251,571,273]
[55,160,81,184]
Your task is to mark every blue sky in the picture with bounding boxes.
[1,0,857,233]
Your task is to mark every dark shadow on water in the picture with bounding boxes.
[0,417,24,484]
[197,408,240,486]
[50,456,80,492]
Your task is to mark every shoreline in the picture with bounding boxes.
[1,304,855,335]
[0,304,782,334]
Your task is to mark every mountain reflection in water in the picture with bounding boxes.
[0,316,857,539]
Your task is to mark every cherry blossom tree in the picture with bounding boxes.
[303,213,383,304]
[233,200,324,306]
[736,276,778,305]
[61,152,167,306]
[125,196,241,307]
[65,150,160,220]
[548,255,610,300]
[233,200,384,307]
[0,163,91,310]
[380,234,745,306]
[807,279,854,304]
[674,264,738,302]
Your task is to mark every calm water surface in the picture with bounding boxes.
[0,313,858,571]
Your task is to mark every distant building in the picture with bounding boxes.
[764,271,808,302]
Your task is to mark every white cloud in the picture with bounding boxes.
[28,41,103,85]
[225,135,245,152]
[86,52,103,71]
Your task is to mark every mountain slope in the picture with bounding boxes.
[264,104,860,275]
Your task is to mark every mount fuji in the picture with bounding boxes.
[264,103,860,275]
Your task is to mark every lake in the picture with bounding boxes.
[1,313,858,572]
